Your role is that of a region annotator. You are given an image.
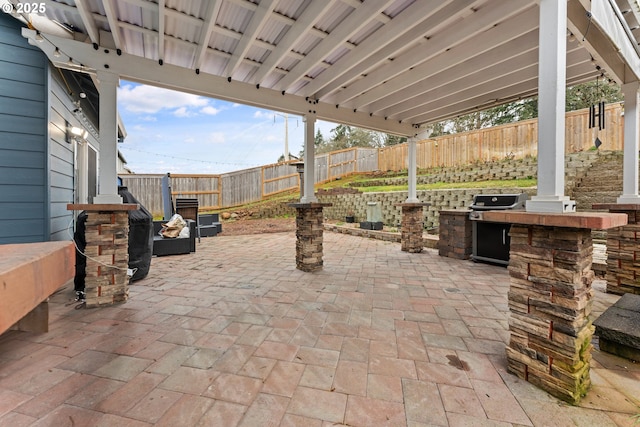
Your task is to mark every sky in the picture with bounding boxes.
[116,81,338,174]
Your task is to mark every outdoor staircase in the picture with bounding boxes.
[570,151,624,211]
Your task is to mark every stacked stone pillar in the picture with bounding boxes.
[480,210,626,404]
[593,204,640,295]
[67,204,138,307]
[507,225,595,404]
[438,209,472,259]
[396,203,430,253]
[289,203,331,272]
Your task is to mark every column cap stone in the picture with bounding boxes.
[482,210,627,230]
[67,203,139,212]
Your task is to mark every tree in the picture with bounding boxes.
[566,79,622,111]
[277,153,298,163]
[384,134,407,146]
[314,129,325,148]
[321,124,406,151]
[428,80,621,137]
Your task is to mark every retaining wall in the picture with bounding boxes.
[317,188,537,230]
[240,151,607,229]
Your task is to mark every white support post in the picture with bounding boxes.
[405,137,419,203]
[301,114,318,203]
[93,71,122,204]
[618,81,640,204]
[526,0,575,213]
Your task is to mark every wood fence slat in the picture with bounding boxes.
[121,104,624,214]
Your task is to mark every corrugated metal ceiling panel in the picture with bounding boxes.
[314,2,353,33]
[217,0,253,34]
[17,0,634,132]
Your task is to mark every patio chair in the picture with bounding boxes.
[175,198,201,242]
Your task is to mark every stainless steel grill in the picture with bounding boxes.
[469,193,528,265]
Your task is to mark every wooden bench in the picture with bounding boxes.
[0,241,75,335]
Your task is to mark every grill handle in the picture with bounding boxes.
[469,201,524,211]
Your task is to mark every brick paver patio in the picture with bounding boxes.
[0,231,638,426]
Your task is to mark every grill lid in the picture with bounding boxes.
[470,193,528,210]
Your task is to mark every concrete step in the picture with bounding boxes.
[594,293,640,362]
[569,153,625,209]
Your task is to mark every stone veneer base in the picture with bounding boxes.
[67,204,138,308]
[438,209,472,259]
[396,203,431,253]
[499,211,626,404]
[593,203,640,295]
[289,203,332,272]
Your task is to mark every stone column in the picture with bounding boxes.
[481,210,626,404]
[67,203,139,307]
[438,209,472,259]
[507,225,594,404]
[289,202,331,272]
[396,203,430,253]
[593,203,640,295]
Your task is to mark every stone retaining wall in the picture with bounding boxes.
[248,151,605,227]
[318,188,537,230]
[350,151,601,192]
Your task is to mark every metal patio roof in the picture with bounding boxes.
[10,0,640,136]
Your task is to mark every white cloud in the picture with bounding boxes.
[173,107,191,117]
[201,106,221,115]
[118,84,209,114]
[253,110,272,119]
[208,132,225,144]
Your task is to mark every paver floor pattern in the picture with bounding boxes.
[0,231,638,426]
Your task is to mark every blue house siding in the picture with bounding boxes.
[48,80,79,241]
[0,13,48,243]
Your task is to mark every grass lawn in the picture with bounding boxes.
[359,178,536,192]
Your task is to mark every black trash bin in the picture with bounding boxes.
[118,186,154,281]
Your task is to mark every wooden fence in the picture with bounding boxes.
[121,104,624,215]
[379,103,623,170]
[120,147,380,215]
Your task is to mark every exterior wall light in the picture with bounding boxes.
[66,121,89,143]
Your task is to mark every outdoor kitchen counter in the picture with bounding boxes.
[481,210,627,229]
